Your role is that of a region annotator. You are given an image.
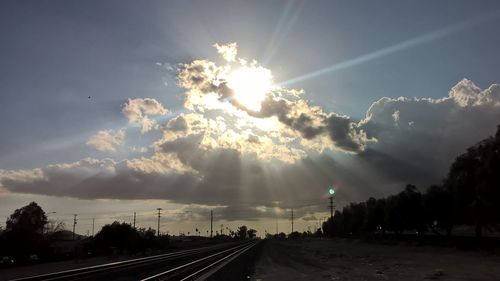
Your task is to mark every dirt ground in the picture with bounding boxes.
[251,238,500,281]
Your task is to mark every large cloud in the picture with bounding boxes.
[2,43,500,220]
[358,79,500,186]
[0,147,369,215]
[177,56,372,153]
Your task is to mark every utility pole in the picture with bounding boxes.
[221,224,223,235]
[276,215,278,234]
[329,196,334,219]
[92,218,95,236]
[156,208,162,237]
[210,210,213,238]
[72,214,77,240]
[328,188,335,219]
[291,208,294,233]
[133,212,136,229]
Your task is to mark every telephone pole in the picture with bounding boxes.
[210,210,213,238]
[220,224,223,235]
[72,214,78,240]
[156,208,162,237]
[92,218,95,236]
[328,188,336,219]
[133,212,136,229]
[329,196,334,219]
[291,208,294,233]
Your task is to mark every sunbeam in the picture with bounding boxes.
[279,11,500,86]
[260,0,305,66]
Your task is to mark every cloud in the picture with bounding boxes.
[177,48,373,153]
[250,95,373,153]
[4,79,500,204]
[86,129,125,152]
[358,79,500,185]
[213,42,238,62]
[122,98,168,133]
[0,146,360,210]
[2,42,500,219]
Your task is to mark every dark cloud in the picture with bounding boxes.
[358,79,500,188]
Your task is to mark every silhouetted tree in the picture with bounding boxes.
[323,210,343,237]
[341,202,367,235]
[384,194,403,235]
[424,184,453,236]
[236,225,248,240]
[313,227,323,237]
[399,185,426,235]
[247,228,257,239]
[3,202,48,260]
[94,222,143,254]
[445,125,500,238]
[6,202,47,234]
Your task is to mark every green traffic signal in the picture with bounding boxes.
[329,188,335,195]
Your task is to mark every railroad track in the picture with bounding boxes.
[8,240,260,281]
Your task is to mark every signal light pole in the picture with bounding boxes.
[328,188,335,219]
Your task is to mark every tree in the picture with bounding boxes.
[236,225,248,240]
[424,184,453,236]
[247,228,257,239]
[4,202,48,259]
[318,126,500,241]
[445,125,500,238]
[288,231,301,239]
[6,202,47,233]
[399,185,426,235]
[94,221,142,254]
[343,202,367,235]
[384,194,404,235]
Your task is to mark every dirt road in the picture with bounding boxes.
[251,238,500,281]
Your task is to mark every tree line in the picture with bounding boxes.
[323,125,500,239]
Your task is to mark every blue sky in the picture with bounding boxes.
[1,0,500,234]
[2,0,500,169]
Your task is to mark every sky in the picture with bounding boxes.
[1,0,500,236]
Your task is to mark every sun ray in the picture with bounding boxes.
[261,0,305,66]
[278,12,499,86]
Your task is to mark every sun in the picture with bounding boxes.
[226,65,273,111]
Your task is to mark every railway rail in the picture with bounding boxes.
[8,240,259,281]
